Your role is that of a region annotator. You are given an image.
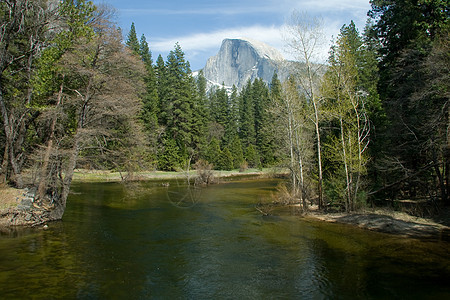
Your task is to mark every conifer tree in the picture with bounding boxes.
[205,138,222,169]
[209,86,229,141]
[162,43,200,161]
[221,147,234,171]
[229,136,244,169]
[158,137,181,171]
[191,73,209,160]
[126,22,140,55]
[154,54,167,125]
[253,78,275,166]
[138,34,159,164]
[239,80,256,147]
[245,144,260,169]
[228,85,240,133]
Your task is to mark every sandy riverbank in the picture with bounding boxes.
[303,207,450,240]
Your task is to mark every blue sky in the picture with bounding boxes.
[95,0,372,70]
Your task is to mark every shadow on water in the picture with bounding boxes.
[0,178,449,299]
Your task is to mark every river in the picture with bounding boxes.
[1,178,449,299]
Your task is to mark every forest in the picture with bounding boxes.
[0,0,448,220]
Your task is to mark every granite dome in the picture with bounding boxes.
[201,38,291,91]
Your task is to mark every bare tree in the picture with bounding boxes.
[271,77,314,210]
[38,19,145,219]
[284,11,326,208]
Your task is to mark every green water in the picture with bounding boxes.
[1,179,449,299]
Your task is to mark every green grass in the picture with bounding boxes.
[72,168,288,183]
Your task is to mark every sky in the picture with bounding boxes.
[95,0,372,70]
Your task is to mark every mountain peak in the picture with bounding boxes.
[225,38,285,62]
[202,38,289,91]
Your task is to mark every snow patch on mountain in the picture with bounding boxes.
[238,37,285,62]
[201,38,292,91]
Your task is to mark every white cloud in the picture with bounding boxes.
[150,21,348,66]
[144,0,372,68]
[151,25,285,54]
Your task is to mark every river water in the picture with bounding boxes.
[1,179,449,299]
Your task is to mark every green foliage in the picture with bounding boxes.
[221,147,234,171]
[229,136,244,169]
[6,0,446,215]
[158,137,182,171]
[204,138,221,169]
[126,22,140,55]
[368,0,449,202]
[162,43,198,150]
[32,0,96,99]
[209,86,229,127]
[245,144,260,168]
[239,80,256,147]
[321,21,373,211]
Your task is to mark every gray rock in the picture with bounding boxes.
[201,38,294,92]
[18,198,33,211]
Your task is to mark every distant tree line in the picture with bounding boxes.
[0,0,448,220]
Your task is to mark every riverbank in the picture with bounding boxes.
[71,168,285,182]
[0,186,52,229]
[303,206,450,241]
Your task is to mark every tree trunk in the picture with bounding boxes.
[287,103,297,193]
[340,117,351,212]
[0,143,9,184]
[312,97,324,209]
[294,127,306,210]
[37,81,64,200]
[0,88,23,188]
[49,134,79,221]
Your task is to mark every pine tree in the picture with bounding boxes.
[138,34,159,164]
[253,78,275,166]
[158,137,181,171]
[162,43,202,161]
[245,144,260,169]
[126,22,140,55]
[206,138,222,169]
[221,147,234,171]
[239,80,256,147]
[209,86,229,144]
[228,86,240,132]
[155,54,167,125]
[229,136,244,169]
[191,72,209,159]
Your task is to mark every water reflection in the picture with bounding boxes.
[0,179,449,299]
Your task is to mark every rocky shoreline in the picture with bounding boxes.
[305,209,450,241]
[0,187,53,229]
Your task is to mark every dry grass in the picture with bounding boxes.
[0,184,23,209]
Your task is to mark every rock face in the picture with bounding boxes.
[202,38,291,91]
